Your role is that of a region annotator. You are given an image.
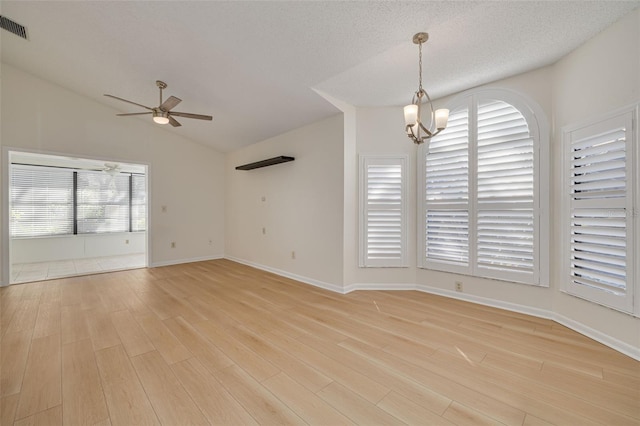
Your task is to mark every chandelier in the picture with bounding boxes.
[404,32,449,145]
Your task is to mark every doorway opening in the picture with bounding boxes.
[6,151,148,284]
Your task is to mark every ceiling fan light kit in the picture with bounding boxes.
[153,110,170,124]
[404,32,449,145]
[104,80,212,127]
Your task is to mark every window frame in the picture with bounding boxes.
[359,154,409,268]
[561,104,638,315]
[418,88,550,286]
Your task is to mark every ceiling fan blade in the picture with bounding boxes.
[104,94,153,111]
[160,96,182,112]
[168,116,182,127]
[116,112,153,116]
[170,111,213,121]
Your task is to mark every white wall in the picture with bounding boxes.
[0,63,226,282]
[225,114,344,290]
[348,106,419,288]
[11,232,145,263]
[551,9,640,348]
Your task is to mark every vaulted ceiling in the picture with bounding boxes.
[1,1,638,152]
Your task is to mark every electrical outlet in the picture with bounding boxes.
[125,239,129,244]
[291,251,296,259]
[171,242,176,248]
[455,281,463,292]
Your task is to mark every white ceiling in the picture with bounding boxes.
[1,1,638,152]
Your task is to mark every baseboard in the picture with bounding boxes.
[415,283,554,320]
[150,255,224,268]
[343,282,417,293]
[225,256,344,294]
[552,313,640,361]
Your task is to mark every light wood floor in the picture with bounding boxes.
[1,259,638,425]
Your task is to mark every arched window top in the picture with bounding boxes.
[440,87,549,143]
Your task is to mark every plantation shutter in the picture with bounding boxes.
[360,156,407,267]
[10,165,74,237]
[566,112,634,313]
[421,92,544,285]
[77,171,130,234]
[424,106,470,267]
[476,99,535,282]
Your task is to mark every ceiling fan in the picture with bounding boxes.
[104,80,212,127]
[99,162,121,176]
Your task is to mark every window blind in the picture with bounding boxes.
[77,171,130,234]
[131,174,147,232]
[361,156,407,267]
[10,165,74,237]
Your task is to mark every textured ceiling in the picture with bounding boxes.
[1,1,638,152]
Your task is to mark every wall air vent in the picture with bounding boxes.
[236,156,295,171]
[0,16,28,40]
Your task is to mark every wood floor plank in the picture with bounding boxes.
[60,304,90,344]
[442,401,505,426]
[1,331,32,397]
[134,311,192,364]
[85,308,122,351]
[316,381,401,425]
[15,334,61,420]
[163,316,234,373]
[229,325,332,392]
[523,413,556,426]
[1,394,19,426]
[109,309,154,357]
[13,404,62,426]
[213,365,305,425]
[339,338,526,426]
[191,319,280,382]
[292,331,451,414]
[428,348,633,425]
[62,339,110,425]
[262,371,355,425]
[94,345,159,426]
[377,390,455,425]
[4,299,39,335]
[130,350,208,425]
[266,331,391,404]
[171,357,259,425]
[32,301,61,339]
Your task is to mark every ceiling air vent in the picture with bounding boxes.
[0,15,28,40]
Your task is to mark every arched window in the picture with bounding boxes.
[418,88,549,286]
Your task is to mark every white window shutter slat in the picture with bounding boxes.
[564,109,635,313]
[360,156,407,267]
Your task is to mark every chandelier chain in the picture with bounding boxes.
[418,41,423,92]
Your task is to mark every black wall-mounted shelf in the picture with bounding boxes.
[235,156,295,171]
